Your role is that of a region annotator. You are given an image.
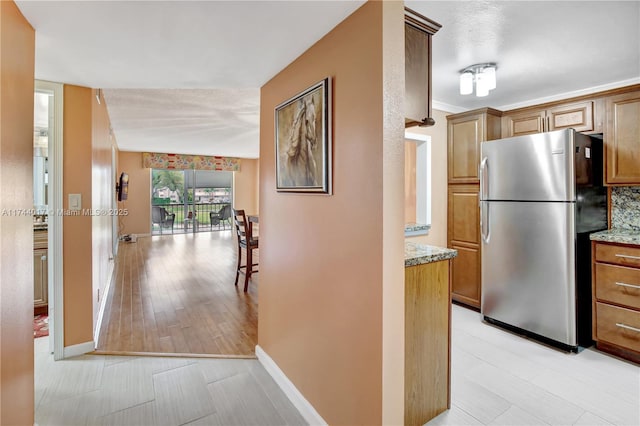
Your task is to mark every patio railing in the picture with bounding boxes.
[152,202,231,233]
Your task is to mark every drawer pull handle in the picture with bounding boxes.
[615,282,640,290]
[616,323,640,333]
[615,254,640,260]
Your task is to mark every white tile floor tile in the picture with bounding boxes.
[429,304,640,426]
[35,303,640,426]
[34,340,306,426]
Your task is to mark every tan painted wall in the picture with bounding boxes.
[0,2,35,423]
[380,2,406,424]
[91,89,117,329]
[63,85,94,346]
[118,152,150,236]
[406,108,450,247]
[233,158,259,215]
[259,2,405,424]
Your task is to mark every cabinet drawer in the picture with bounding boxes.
[596,302,640,353]
[595,243,640,268]
[595,263,640,309]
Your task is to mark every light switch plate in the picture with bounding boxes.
[69,193,82,211]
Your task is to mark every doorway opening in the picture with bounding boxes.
[34,80,63,360]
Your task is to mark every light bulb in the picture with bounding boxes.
[483,66,496,90]
[476,72,489,97]
[459,72,473,95]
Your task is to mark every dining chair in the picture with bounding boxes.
[232,208,258,292]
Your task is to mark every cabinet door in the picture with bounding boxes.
[448,184,481,308]
[448,115,484,183]
[34,248,48,307]
[605,91,640,184]
[405,23,431,127]
[547,100,594,133]
[450,244,481,308]
[503,100,595,137]
[501,109,545,138]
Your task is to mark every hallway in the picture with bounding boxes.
[97,231,258,356]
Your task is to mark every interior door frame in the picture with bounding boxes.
[36,80,64,360]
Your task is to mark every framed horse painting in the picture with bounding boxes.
[275,77,332,194]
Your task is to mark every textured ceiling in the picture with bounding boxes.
[18,1,640,158]
[17,0,366,158]
[408,0,640,112]
[102,89,260,158]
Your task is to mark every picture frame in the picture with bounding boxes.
[275,77,332,193]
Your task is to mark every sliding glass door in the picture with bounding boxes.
[151,169,232,235]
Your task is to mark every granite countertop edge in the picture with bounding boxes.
[590,229,640,246]
[404,242,457,267]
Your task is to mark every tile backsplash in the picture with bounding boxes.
[611,187,640,231]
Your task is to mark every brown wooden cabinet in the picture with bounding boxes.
[447,108,502,184]
[446,108,501,308]
[34,230,48,315]
[447,185,481,308]
[604,90,640,185]
[404,258,451,425]
[592,241,640,363]
[502,100,596,138]
[404,7,441,128]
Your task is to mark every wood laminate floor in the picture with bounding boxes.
[97,231,258,356]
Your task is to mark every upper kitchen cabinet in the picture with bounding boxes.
[502,100,598,138]
[447,108,502,184]
[605,90,640,185]
[404,7,441,128]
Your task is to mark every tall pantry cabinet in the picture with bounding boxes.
[447,108,502,308]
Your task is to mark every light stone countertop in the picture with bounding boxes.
[405,242,457,267]
[590,229,640,246]
[405,223,430,235]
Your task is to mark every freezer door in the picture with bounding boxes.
[480,129,576,202]
[481,200,577,346]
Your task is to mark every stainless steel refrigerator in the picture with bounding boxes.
[480,128,607,351]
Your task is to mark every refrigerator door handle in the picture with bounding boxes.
[481,201,491,243]
[480,156,490,243]
[480,156,489,201]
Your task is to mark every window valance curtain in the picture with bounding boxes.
[142,152,241,171]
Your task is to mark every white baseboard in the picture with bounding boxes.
[63,341,95,358]
[255,345,327,426]
[94,258,116,344]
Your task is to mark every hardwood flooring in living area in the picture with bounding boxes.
[97,231,258,356]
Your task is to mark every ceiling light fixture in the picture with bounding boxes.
[459,63,497,97]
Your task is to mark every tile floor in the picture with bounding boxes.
[428,305,640,426]
[34,337,305,426]
[35,304,640,426]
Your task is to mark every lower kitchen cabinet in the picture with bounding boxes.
[592,241,640,363]
[404,258,451,425]
[447,184,481,308]
[34,230,48,315]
